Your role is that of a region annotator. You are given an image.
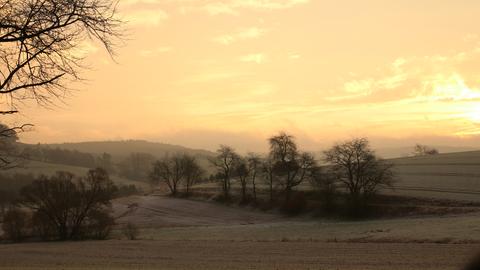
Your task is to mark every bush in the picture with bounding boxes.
[84,209,115,240]
[2,208,29,242]
[31,211,56,241]
[282,191,307,216]
[21,169,117,240]
[122,222,139,240]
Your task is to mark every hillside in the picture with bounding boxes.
[388,151,480,201]
[40,140,215,159]
[3,160,149,190]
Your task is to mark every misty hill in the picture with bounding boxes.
[38,140,215,159]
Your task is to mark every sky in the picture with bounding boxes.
[10,0,480,152]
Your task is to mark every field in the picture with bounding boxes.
[2,151,480,269]
[0,240,477,270]
[1,195,480,270]
[389,151,480,201]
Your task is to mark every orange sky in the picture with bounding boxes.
[10,0,480,152]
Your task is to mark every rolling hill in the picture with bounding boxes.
[388,151,480,201]
[40,140,215,159]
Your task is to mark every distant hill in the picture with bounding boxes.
[38,140,215,159]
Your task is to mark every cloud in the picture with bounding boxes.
[326,46,480,104]
[123,9,169,26]
[213,27,267,45]
[139,46,173,57]
[204,2,238,15]
[288,54,301,60]
[239,53,267,64]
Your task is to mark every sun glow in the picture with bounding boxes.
[466,106,480,123]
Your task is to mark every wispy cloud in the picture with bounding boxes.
[213,27,267,45]
[239,53,267,64]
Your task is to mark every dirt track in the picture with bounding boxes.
[0,240,477,270]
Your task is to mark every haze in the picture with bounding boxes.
[14,0,480,152]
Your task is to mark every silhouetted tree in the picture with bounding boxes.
[210,145,239,199]
[262,157,276,203]
[0,0,122,113]
[183,155,204,195]
[268,132,318,202]
[234,157,250,203]
[324,138,395,206]
[0,123,30,169]
[247,153,262,203]
[150,154,185,196]
[1,208,28,242]
[413,144,439,156]
[20,168,116,240]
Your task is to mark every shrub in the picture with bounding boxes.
[282,191,307,216]
[31,211,56,241]
[21,169,116,240]
[122,222,139,240]
[84,209,115,240]
[2,208,29,242]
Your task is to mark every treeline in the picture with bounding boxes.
[21,145,151,180]
[205,132,395,215]
[0,168,140,242]
[147,132,395,216]
[22,145,98,168]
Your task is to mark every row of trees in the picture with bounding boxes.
[22,145,98,168]
[210,132,395,208]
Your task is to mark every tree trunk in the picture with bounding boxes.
[252,177,256,203]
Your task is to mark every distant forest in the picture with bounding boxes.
[22,144,97,168]
[21,144,162,182]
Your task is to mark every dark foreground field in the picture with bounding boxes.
[0,240,477,270]
[2,195,480,269]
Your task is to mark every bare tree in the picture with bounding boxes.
[183,154,204,195]
[21,168,116,240]
[210,145,239,199]
[234,157,249,203]
[262,157,276,203]
[413,144,439,156]
[324,138,395,204]
[0,123,31,169]
[0,0,122,112]
[247,153,262,203]
[150,154,184,196]
[268,132,318,202]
